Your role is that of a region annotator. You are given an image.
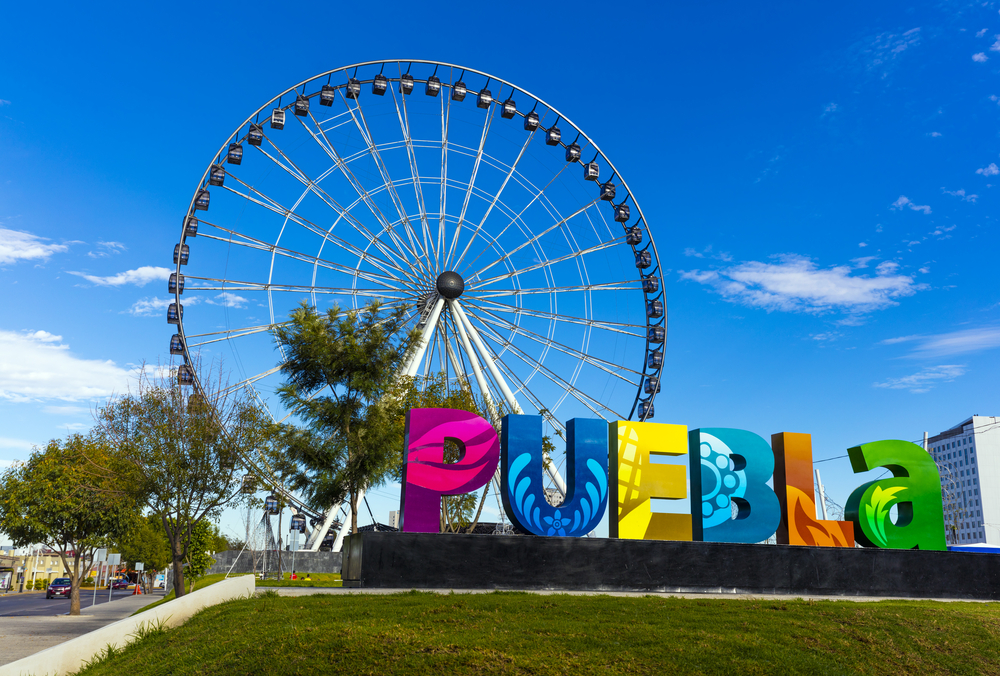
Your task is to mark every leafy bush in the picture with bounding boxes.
[34,578,46,590]
[81,577,96,587]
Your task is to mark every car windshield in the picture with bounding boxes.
[52,578,71,585]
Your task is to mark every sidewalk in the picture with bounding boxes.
[0,593,157,667]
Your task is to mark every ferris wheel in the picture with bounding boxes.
[168,60,665,546]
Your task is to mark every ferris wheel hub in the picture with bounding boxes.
[436,271,465,299]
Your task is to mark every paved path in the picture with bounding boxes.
[271,586,996,603]
[0,592,161,666]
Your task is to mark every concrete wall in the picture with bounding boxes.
[0,574,255,676]
[343,531,1000,600]
[207,549,342,576]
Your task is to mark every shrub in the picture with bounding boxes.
[34,579,46,590]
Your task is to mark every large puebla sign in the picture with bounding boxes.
[399,409,947,551]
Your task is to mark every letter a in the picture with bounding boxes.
[845,440,946,550]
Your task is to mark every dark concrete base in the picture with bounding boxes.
[342,532,1000,600]
[207,549,342,576]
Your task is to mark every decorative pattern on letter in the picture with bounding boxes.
[688,428,781,543]
[400,408,499,533]
[845,439,946,550]
[501,415,609,537]
[612,421,691,540]
[772,432,854,547]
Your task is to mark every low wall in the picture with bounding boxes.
[207,549,342,576]
[0,574,255,676]
[342,532,1000,600]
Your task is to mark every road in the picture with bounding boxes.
[0,588,162,617]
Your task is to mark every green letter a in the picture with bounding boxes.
[845,440,946,551]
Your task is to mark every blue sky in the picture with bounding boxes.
[2,1,999,542]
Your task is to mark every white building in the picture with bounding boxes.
[926,415,1000,545]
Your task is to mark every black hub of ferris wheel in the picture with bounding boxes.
[436,271,465,299]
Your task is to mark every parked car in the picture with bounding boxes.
[46,578,72,599]
[108,578,131,590]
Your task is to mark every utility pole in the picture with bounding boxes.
[815,469,830,521]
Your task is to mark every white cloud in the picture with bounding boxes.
[976,163,999,176]
[0,330,133,402]
[205,292,249,308]
[991,36,1000,51]
[928,132,942,137]
[890,195,931,214]
[882,327,1000,359]
[69,266,171,287]
[942,188,978,202]
[87,241,128,259]
[823,103,839,114]
[678,254,926,315]
[977,28,988,38]
[857,28,921,77]
[0,437,38,451]
[873,365,966,393]
[0,228,69,265]
[858,242,868,248]
[43,405,90,416]
[973,52,989,62]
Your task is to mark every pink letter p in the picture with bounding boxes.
[400,408,500,532]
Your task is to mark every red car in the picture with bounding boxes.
[108,578,131,590]
[46,578,72,599]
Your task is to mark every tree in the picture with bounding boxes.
[92,362,273,598]
[0,435,138,615]
[117,514,170,592]
[273,301,420,533]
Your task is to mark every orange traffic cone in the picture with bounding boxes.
[132,584,142,595]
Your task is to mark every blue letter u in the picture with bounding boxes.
[500,415,609,537]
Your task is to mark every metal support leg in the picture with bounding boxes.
[451,300,568,497]
[447,300,496,421]
[306,502,341,552]
[402,297,445,377]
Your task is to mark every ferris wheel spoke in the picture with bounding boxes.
[185,323,289,348]
[469,306,643,381]
[470,235,624,289]
[455,159,575,274]
[468,281,638,299]
[390,73,437,272]
[196,217,412,288]
[295,111,434,279]
[248,142,422,280]
[451,128,537,272]
[217,365,285,399]
[183,276,410,300]
[466,297,646,337]
[466,197,602,284]
[465,307,625,421]
[443,84,502,271]
[339,90,437,276]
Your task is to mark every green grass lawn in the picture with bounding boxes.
[256,572,341,587]
[85,591,1000,675]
